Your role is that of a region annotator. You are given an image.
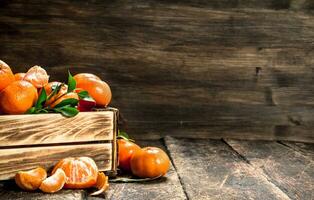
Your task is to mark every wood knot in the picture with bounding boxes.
[255,67,262,76]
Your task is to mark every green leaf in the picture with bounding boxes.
[54,106,79,117]
[26,107,36,114]
[35,88,47,109]
[35,109,49,114]
[117,130,135,142]
[67,71,76,92]
[47,83,62,101]
[109,175,162,183]
[78,90,89,99]
[118,130,129,140]
[54,98,79,108]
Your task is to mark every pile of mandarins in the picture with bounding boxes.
[0,60,111,115]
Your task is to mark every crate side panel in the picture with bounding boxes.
[0,111,114,147]
[0,143,112,180]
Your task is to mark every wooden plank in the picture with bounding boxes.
[0,1,314,141]
[281,141,314,160]
[0,111,114,146]
[164,137,290,200]
[95,140,187,200]
[0,143,112,180]
[225,139,314,200]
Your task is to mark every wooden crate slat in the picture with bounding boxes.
[0,143,112,181]
[0,111,114,147]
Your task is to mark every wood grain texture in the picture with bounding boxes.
[0,143,112,180]
[0,111,114,146]
[164,137,290,200]
[225,139,314,200]
[0,0,314,141]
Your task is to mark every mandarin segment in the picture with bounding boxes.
[24,65,49,88]
[49,92,79,108]
[52,157,99,189]
[0,60,15,91]
[15,167,47,191]
[0,80,38,114]
[39,168,66,193]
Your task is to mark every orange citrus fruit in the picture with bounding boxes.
[52,157,98,189]
[43,82,68,106]
[74,77,111,107]
[14,73,26,81]
[0,80,38,114]
[49,92,78,108]
[15,167,47,191]
[130,147,170,178]
[24,65,49,88]
[73,73,100,83]
[39,168,66,193]
[118,139,141,172]
[0,60,15,91]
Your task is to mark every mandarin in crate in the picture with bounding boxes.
[0,60,15,91]
[49,92,79,108]
[73,73,100,83]
[24,65,49,88]
[52,157,98,189]
[130,147,170,178]
[75,77,112,107]
[39,168,66,193]
[15,167,47,191]
[118,139,141,172]
[14,73,26,81]
[43,81,68,106]
[0,80,38,114]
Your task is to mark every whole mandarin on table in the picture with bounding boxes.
[130,147,170,178]
[0,80,38,114]
[0,60,15,91]
[118,139,141,172]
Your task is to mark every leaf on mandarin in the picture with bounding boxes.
[54,106,79,117]
[67,71,76,92]
[54,98,79,108]
[35,88,47,109]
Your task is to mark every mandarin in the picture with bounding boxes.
[15,167,47,191]
[75,77,111,107]
[0,60,15,91]
[43,82,68,107]
[73,73,100,84]
[39,168,66,193]
[52,157,98,189]
[14,73,26,81]
[0,80,38,114]
[49,92,78,108]
[130,147,170,178]
[24,65,49,88]
[118,139,141,172]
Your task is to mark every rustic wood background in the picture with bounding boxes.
[0,0,314,141]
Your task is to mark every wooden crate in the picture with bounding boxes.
[0,108,118,181]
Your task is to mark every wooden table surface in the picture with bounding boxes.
[0,137,313,200]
